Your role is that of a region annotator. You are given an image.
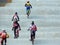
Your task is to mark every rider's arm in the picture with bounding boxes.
[12,23,15,30]
[35,25,37,31]
[28,25,32,31]
[12,16,14,21]
[17,16,19,21]
[25,3,27,7]
[30,4,32,8]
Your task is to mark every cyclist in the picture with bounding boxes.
[12,21,21,38]
[0,30,7,45]
[28,21,37,41]
[25,1,32,18]
[12,12,19,22]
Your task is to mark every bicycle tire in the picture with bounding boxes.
[32,36,34,45]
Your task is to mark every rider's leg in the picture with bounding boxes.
[16,30,19,37]
[14,28,16,38]
[31,31,34,41]
[30,31,32,41]
[31,34,32,41]
[1,39,3,45]
[4,38,7,45]
[28,9,31,16]
[33,31,35,39]
[26,9,30,18]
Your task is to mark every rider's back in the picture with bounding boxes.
[29,24,37,32]
[1,32,6,39]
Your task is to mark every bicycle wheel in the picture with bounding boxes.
[32,36,34,45]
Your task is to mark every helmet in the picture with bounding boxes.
[15,12,17,15]
[31,21,34,25]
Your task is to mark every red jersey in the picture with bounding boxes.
[1,32,6,39]
[30,25,37,31]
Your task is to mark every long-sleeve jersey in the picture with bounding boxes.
[12,14,19,21]
[25,3,32,10]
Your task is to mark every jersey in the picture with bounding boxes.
[26,3,31,6]
[12,14,19,22]
[13,15,18,21]
[25,3,32,10]
[29,24,37,31]
[14,15,18,19]
[1,33,6,39]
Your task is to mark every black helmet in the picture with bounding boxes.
[31,21,34,25]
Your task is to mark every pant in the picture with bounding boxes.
[13,27,18,38]
[14,28,17,37]
[31,31,35,40]
[16,30,19,37]
[26,9,31,16]
[1,38,7,45]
